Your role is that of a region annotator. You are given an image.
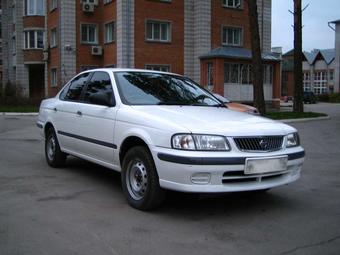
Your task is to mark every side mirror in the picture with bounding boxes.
[89,92,115,107]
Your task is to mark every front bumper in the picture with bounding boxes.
[151,146,305,193]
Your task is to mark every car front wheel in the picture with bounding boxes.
[45,128,66,167]
[121,146,165,210]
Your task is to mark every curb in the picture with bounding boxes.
[1,112,39,116]
[281,116,330,123]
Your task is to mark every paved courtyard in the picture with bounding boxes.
[0,103,340,255]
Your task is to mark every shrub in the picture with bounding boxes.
[317,93,329,102]
[329,93,340,103]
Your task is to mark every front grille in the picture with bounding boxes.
[222,170,288,184]
[234,136,284,152]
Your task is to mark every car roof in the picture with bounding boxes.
[80,68,180,77]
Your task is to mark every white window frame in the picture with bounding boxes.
[50,0,58,11]
[104,21,115,44]
[222,0,242,9]
[145,64,171,72]
[146,20,171,43]
[23,30,45,49]
[81,24,98,44]
[222,26,243,47]
[24,0,45,16]
[51,68,57,87]
[313,71,327,94]
[50,27,57,48]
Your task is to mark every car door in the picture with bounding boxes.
[54,72,92,154]
[75,71,118,165]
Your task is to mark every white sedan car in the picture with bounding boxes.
[37,69,305,210]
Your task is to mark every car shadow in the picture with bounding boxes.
[60,156,298,218]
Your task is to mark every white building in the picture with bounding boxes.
[302,49,335,94]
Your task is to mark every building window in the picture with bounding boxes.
[303,72,311,91]
[263,65,273,84]
[207,62,214,89]
[225,63,250,84]
[50,28,57,47]
[222,27,242,46]
[222,0,242,9]
[50,0,57,11]
[51,68,57,87]
[145,65,170,72]
[103,0,113,4]
[329,70,334,81]
[104,22,115,43]
[24,0,45,16]
[146,20,171,42]
[24,30,44,49]
[12,37,16,55]
[224,63,272,85]
[313,71,327,94]
[81,24,98,44]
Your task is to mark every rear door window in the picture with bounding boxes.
[62,72,91,101]
[84,71,114,105]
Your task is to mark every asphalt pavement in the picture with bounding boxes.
[0,103,339,255]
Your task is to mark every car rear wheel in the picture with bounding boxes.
[121,146,165,210]
[45,128,66,167]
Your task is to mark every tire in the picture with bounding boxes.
[121,146,165,210]
[45,128,67,168]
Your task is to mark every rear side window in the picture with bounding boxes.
[62,72,91,101]
[84,72,114,105]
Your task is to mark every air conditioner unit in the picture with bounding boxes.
[82,3,94,12]
[91,46,103,56]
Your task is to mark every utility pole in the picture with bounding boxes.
[293,0,304,112]
[246,0,266,115]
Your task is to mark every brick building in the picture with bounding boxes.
[2,0,280,102]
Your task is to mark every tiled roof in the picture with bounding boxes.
[199,46,281,61]
[330,19,340,24]
[303,49,335,65]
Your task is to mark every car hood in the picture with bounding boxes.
[128,105,295,136]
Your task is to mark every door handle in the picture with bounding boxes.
[76,111,82,116]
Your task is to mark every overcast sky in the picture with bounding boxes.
[272,0,340,54]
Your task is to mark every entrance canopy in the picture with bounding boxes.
[200,46,281,62]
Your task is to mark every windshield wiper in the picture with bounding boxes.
[158,102,191,105]
[211,103,227,108]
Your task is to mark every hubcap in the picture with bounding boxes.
[47,135,56,161]
[126,161,148,200]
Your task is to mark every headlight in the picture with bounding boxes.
[286,133,300,147]
[172,134,230,151]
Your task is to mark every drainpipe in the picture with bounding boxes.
[126,0,131,68]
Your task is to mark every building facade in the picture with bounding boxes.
[282,49,336,97]
[2,0,45,98]
[2,0,279,102]
[330,19,340,93]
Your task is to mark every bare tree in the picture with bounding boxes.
[246,0,266,115]
[293,0,304,112]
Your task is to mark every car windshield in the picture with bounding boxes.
[213,93,230,103]
[114,71,223,106]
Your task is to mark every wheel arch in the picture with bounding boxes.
[44,122,55,138]
[119,136,151,166]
